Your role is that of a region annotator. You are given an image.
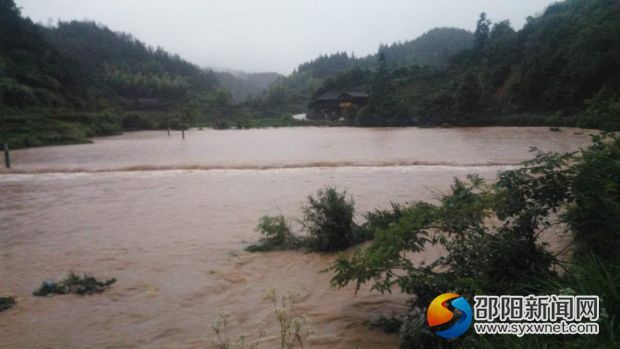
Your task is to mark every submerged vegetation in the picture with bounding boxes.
[326,133,620,348]
[0,296,16,312]
[248,134,619,348]
[33,272,116,296]
[210,288,309,349]
[246,215,299,252]
[247,187,372,253]
[301,187,358,252]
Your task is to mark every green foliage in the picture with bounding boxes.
[328,134,620,348]
[548,255,620,326]
[375,28,474,68]
[361,202,411,236]
[253,28,474,119]
[249,71,324,117]
[247,187,371,252]
[458,255,619,349]
[0,0,222,147]
[246,215,299,252]
[473,13,492,51]
[399,309,445,349]
[33,272,116,296]
[303,0,620,129]
[301,187,357,252]
[565,133,620,264]
[329,170,558,300]
[370,315,404,334]
[580,86,620,130]
[0,296,15,312]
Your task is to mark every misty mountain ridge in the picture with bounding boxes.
[213,70,282,103]
[251,27,474,115]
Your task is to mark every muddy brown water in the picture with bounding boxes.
[0,127,594,348]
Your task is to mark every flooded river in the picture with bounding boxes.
[0,127,594,348]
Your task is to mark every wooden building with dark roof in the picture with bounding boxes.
[309,91,369,117]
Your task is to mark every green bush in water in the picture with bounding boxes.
[246,215,299,252]
[302,187,357,252]
[0,296,16,312]
[33,272,116,296]
[247,187,371,252]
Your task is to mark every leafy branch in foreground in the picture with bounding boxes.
[329,134,620,348]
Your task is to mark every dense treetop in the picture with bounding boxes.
[250,28,475,117]
[302,0,620,128]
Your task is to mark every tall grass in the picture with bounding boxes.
[210,289,309,349]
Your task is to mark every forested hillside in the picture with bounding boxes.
[307,0,620,128]
[250,28,474,117]
[0,0,224,147]
[215,71,281,104]
[368,27,474,68]
[2,0,619,147]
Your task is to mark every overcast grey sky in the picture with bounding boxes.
[17,0,557,74]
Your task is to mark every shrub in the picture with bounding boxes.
[33,272,116,296]
[461,255,620,349]
[0,296,16,312]
[565,134,620,264]
[399,309,444,349]
[247,189,373,252]
[546,255,620,331]
[329,135,620,348]
[246,215,299,252]
[579,87,620,131]
[362,202,409,233]
[302,187,356,252]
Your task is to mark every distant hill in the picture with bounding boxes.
[215,70,281,103]
[306,0,620,129]
[0,0,223,147]
[370,27,474,68]
[42,20,219,109]
[253,27,474,116]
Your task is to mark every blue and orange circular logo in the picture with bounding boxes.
[427,293,473,339]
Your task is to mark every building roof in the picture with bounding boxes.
[314,91,369,102]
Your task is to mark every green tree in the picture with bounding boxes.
[474,12,492,51]
[302,187,356,252]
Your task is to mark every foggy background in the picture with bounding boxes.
[16,0,558,74]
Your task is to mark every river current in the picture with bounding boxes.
[0,127,593,348]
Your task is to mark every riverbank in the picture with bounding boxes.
[1,105,603,151]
